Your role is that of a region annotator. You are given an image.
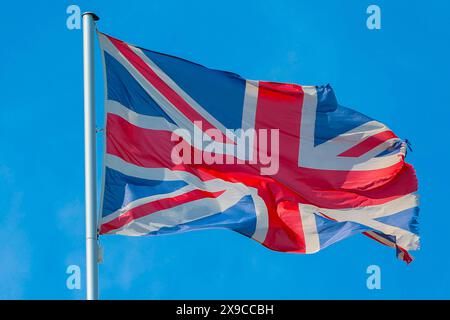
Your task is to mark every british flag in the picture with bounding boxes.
[98,32,419,263]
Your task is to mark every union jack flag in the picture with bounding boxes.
[98,32,419,263]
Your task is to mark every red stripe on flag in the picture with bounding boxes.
[100,189,226,234]
[338,130,397,157]
[252,81,307,251]
[262,200,307,253]
[363,231,395,247]
[254,81,304,181]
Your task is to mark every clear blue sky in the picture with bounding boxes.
[0,0,449,299]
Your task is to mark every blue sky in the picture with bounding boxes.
[0,0,449,299]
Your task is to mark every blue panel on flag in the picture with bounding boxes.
[104,52,175,122]
[145,195,257,237]
[102,167,188,217]
[375,207,419,234]
[314,214,370,249]
[141,49,246,129]
[314,85,373,146]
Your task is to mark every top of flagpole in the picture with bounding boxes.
[82,12,100,21]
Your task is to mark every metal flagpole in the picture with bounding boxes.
[82,11,100,300]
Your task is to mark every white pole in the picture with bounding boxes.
[82,11,99,300]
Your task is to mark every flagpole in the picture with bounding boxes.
[82,11,100,300]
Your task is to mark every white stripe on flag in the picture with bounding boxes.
[299,204,320,253]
